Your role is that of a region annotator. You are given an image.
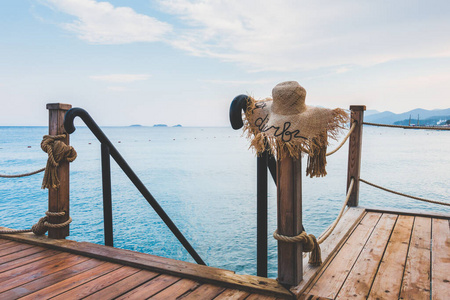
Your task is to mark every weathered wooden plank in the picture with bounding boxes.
[0,242,36,258]
[83,269,159,299]
[213,289,250,299]
[298,295,333,300]
[0,258,104,299]
[246,293,279,300]
[277,154,303,286]
[181,283,225,299]
[150,278,200,299]
[306,212,382,298]
[115,274,180,299]
[20,262,121,299]
[0,238,12,245]
[0,252,89,293]
[0,240,21,251]
[46,103,72,239]
[400,217,431,300]
[431,218,450,300]
[0,248,61,273]
[336,213,398,299]
[364,206,450,220]
[0,245,47,265]
[367,215,414,299]
[0,231,291,298]
[346,105,365,207]
[290,207,367,296]
[0,251,72,282]
[51,265,140,299]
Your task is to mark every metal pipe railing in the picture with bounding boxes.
[64,107,205,265]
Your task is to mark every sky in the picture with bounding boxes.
[1,0,449,126]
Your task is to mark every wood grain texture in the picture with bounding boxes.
[290,208,366,296]
[431,218,450,300]
[368,215,414,300]
[0,233,291,298]
[0,245,47,264]
[179,283,225,299]
[51,265,140,299]
[213,289,250,299]
[336,213,398,299]
[83,269,159,299]
[400,217,431,300]
[0,258,104,299]
[151,278,200,299]
[277,154,303,286]
[20,261,121,299]
[0,252,88,293]
[46,103,72,238]
[307,212,382,298]
[346,105,365,207]
[115,274,180,299]
[0,248,61,273]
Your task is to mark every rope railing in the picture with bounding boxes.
[360,178,450,207]
[272,177,356,266]
[326,122,356,156]
[318,177,355,244]
[0,211,72,235]
[363,122,450,130]
[0,168,45,178]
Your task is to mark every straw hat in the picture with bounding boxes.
[243,81,348,177]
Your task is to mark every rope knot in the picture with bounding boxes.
[41,134,77,189]
[273,230,322,266]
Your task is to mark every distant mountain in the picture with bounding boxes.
[365,108,450,125]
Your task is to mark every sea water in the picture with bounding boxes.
[0,125,449,278]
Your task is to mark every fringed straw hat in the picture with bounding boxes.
[243,81,349,177]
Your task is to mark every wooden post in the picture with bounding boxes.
[277,152,303,286]
[346,105,366,207]
[47,103,72,239]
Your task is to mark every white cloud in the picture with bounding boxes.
[90,74,151,83]
[158,0,450,71]
[43,0,172,44]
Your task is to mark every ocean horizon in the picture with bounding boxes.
[1,125,449,278]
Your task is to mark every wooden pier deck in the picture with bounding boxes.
[297,208,450,300]
[1,207,449,299]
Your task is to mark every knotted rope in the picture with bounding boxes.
[273,230,322,266]
[0,211,72,236]
[41,134,77,189]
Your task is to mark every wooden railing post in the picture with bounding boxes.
[277,152,302,286]
[346,105,366,207]
[47,103,72,239]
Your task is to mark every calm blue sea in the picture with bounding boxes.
[1,125,449,278]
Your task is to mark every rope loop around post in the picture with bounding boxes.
[0,211,72,236]
[41,134,77,189]
[273,230,322,266]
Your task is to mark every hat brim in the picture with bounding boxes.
[243,97,349,177]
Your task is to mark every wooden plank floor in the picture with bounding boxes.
[0,235,291,299]
[2,208,448,299]
[300,211,450,300]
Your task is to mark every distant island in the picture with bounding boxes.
[365,108,450,126]
[153,124,168,127]
[173,124,182,127]
[129,124,142,127]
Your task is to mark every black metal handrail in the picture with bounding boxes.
[64,107,206,265]
[230,95,276,277]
